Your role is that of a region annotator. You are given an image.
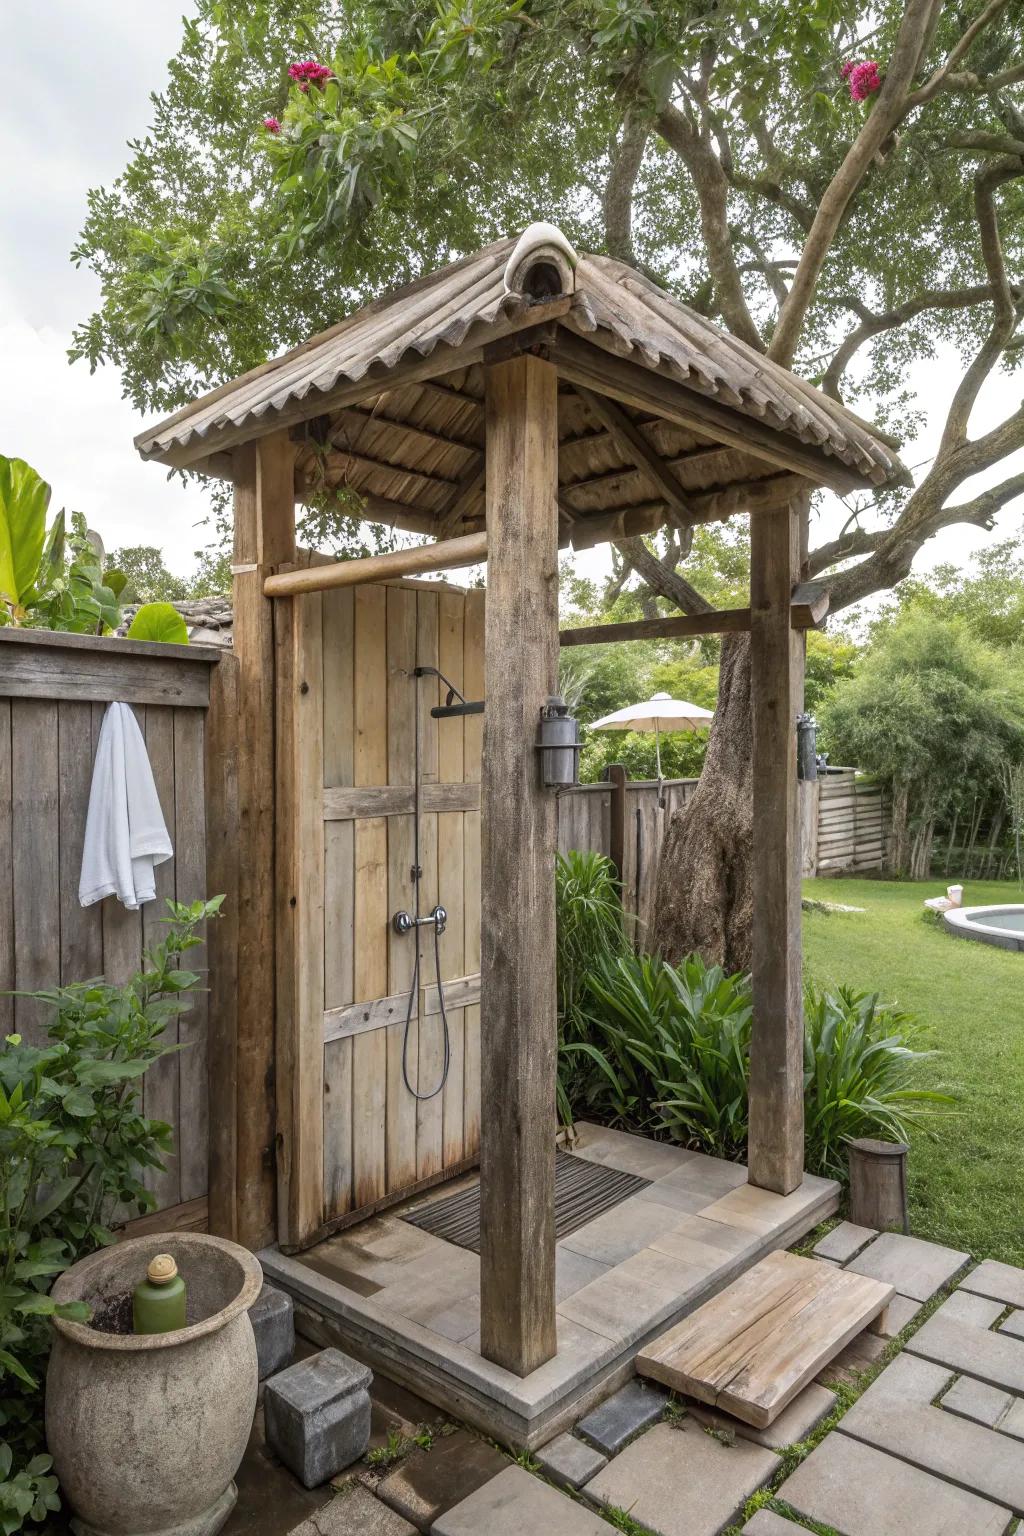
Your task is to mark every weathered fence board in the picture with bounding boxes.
[0,630,222,1223]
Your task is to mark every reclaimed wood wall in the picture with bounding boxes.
[815,769,889,875]
[319,580,485,1227]
[0,629,222,1219]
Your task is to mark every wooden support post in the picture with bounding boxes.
[606,763,628,896]
[479,353,559,1376]
[748,495,806,1195]
[274,563,325,1251]
[231,431,296,1250]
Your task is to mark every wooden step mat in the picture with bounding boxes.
[637,1248,893,1427]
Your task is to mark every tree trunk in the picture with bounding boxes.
[889,782,910,876]
[651,633,754,972]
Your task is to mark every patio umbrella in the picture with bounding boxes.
[589,692,715,785]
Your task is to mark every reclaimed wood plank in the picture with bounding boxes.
[323,782,480,818]
[323,818,355,1220]
[386,586,419,1195]
[322,586,355,788]
[205,653,240,1239]
[479,353,559,1375]
[0,702,12,1038]
[142,706,180,1209]
[637,1250,893,1428]
[462,586,484,1161]
[11,700,62,1042]
[57,700,102,985]
[173,708,209,1204]
[438,589,466,1168]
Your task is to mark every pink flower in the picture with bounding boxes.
[288,60,333,92]
[846,59,882,102]
[840,60,856,80]
[263,116,281,133]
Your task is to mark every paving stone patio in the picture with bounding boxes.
[249,1204,1024,1536]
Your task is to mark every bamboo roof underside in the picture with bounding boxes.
[137,231,907,549]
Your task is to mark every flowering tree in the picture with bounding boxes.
[74,0,1023,964]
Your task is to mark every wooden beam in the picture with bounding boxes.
[559,589,827,647]
[573,385,695,527]
[479,352,559,1376]
[564,474,811,549]
[550,330,867,494]
[748,494,807,1195]
[232,431,296,1249]
[274,559,326,1250]
[438,460,486,538]
[264,532,487,597]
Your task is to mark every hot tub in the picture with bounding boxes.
[943,905,1024,952]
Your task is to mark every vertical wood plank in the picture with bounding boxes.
[205,653,240,1239]
[322,583,356,1219]
[386,587,418,1194]
[173,708,209,1203]
[479,353,559,1375]
[100,705,145,990]
[352,584,388,1206]
[323,819,355,1218]
[12,699,61,1042]
[142,706,180,1210]
[0,702,12,1038]
[748,496,805,1196]
[414,590,443,1178]
[234,432,295,1249]
[437,591,466,1167]
[462,588,484,1159]
[57,701,102,984]
[275,584,326,1247]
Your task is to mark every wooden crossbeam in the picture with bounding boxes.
[438,459,487,537]
[263,531,487,596]
[572,385,695,528]
[559,587,828,646]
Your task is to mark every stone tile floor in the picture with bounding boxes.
[238,1222,1024,1536]
[260,1125,838,1445]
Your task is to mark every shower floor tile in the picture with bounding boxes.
[260,1123,839,1449]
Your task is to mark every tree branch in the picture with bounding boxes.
[822,282,1022,400]
[907,0,1013,106]
[604,114,650,266]
[769,0,943,367]
[656,103,766,352]
[613,536,715,615]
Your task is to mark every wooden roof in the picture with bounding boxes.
[136,228,907,548]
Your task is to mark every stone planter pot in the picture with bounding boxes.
[46,1232,262,1536]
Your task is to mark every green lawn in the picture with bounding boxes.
[803,876,1024,1267]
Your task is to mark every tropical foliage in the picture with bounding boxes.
[555,855,949,1175]
[0,898,221,1529]
[0,456,187,640]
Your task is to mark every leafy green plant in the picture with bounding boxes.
[125,602,189,645]
[555,851,631,1127]
[23,512,125,636]
[0,458,53,621]
[0,896,221,1529]
[559,948,949,1174]
[803,982,952,1179]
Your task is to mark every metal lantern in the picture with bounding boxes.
[538,696,581,787]
[796,712,818,782]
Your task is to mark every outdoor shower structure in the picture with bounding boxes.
[136,223,906,1380]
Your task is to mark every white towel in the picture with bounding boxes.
[79,702,173,910]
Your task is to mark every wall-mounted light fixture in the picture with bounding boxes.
[538,696,581,788]
[796,712,818,782]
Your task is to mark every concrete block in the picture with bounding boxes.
[433,1465,611,1535]
[251,1283,296,1380]
[290,1486,417,1535]
[586,1422,778,1536]
[869,1292,922,1338]
[961,1259,1024,1309]
[782,1433,1010,1536]
[812,1221,877,1264]
[575,1378,669,1456]
[942,1375,1014,1430]
[742,1513,805,1534]
[264,1349,372,1489]
[845,1232,970,1303]
[374,1428,506,1529]
[534,1431,607,1489]
[688,1382,835,1451]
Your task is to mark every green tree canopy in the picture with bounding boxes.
[73,0,1024,615]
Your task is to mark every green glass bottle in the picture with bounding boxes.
[132,1253,187,1335]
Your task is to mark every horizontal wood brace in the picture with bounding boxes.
[559,586,829,647]
[323,782,481,819]
[324,972,482,1043]
[0,640,214,707]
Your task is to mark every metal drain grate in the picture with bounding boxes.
[401,1150,651,1253]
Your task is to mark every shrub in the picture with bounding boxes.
[559,949,950,1174]
[0,896,221,1530]
[555,851,631,1127]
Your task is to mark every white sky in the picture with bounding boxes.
[2,3,1020,591]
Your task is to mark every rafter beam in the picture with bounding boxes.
[572,384,696,527]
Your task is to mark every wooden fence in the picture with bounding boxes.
[0,628,229,1229]
[557,766,888,931]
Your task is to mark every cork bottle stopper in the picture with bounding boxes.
[147,1253,178,1285]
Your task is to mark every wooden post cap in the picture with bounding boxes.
[147,1253,179,1285]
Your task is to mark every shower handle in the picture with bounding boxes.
[392,905,447,937]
